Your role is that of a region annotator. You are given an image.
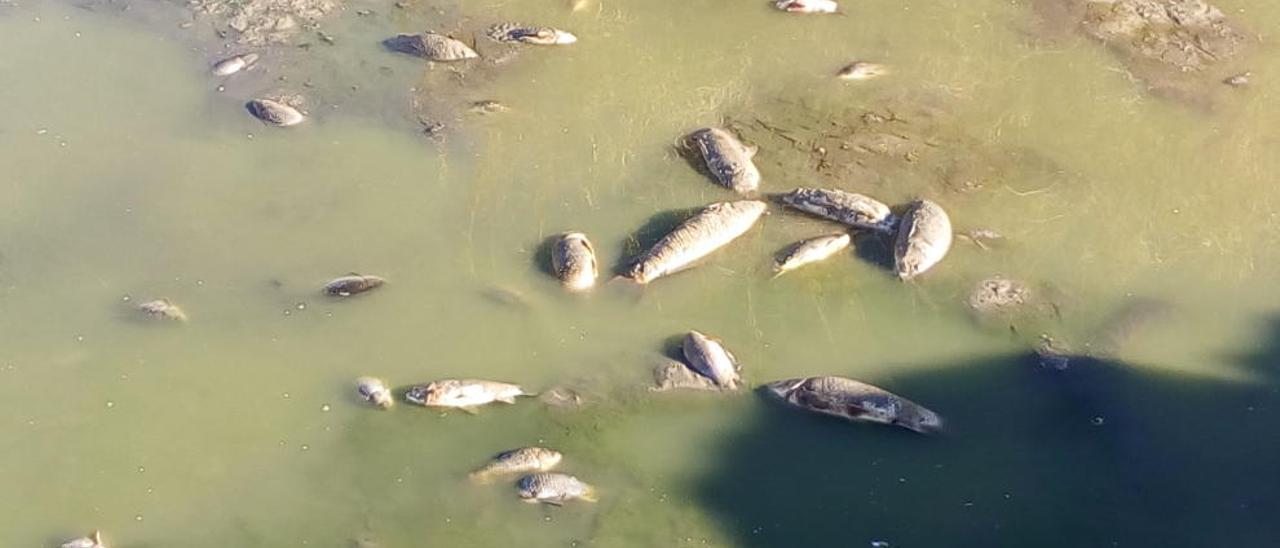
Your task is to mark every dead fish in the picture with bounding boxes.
[682,330,742,390]
[772,233,851,276]
[624,200,768,284]
[956,228,1004,250]
[774,0,839,14]
[764,376,943,434]
[685,127,761,194]
[487,23,577,45]
[246,98,305,127]
[780,188,895,232]
[470,447,563,483]
[138,298,187,322]
[651,359,719,392]
[551,232,598,291]
[1223,71,1250,87]
[893,199,952,281]
[469,100,509,114]
[382,32,479,61]
[837,61,887,81]
[212,53,259,76]
[355,377,394,409]
[404,379,528,410]
[323,274,385,297]
[61,531,106,548]
[516,472,597,505]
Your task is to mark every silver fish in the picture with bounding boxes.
[682,330,741,390]
[246,98,305,127]
[323,274,386,297]
[551,232,598,291]
[686,127,761,194]
[516,472,597,504]
[138,298,187,322]
[774,0,840,13]
[836,61,887,81]
[772,233,851,276]
[382,32,478,61]
[470,447,563,483]
[893,199,952,281]
[212,53,259,76]
[61,531,106,548]
[404,379,527,410]
[764,376,943,434]
[487,23,578,45]
[624,200,768,284]
[355,377,394,409]
[780,188,895,232]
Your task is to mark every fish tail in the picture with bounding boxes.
[580,484,599,503]
[467,470,495,484]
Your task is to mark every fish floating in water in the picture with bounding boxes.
[61,531,106,548]
[137,298,187,322]
[470,447,563,483]
[836,61,887,81]
[516,472,597,505]
[774,0,840,14]
[624,200,768,284]
[212,53,259,76]
[405,379,528,411]
[487,23,578,45]
[382,32,479,61]
[683,330,742,390]
[764,376,943,434]
[772,233,851,276]
[246,98,305,127]
[323,274,386,297]
[685,127,761,194]
[355,377,394,409]
[893,199,951,281]
[780,188,895,232]
[551,232,598,291]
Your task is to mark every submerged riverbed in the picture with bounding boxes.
[2,0,1280,546]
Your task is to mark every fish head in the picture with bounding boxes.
[404,384,436,406]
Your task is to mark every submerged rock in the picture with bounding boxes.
[383,32,478,61]
[138,298,187,322]
[968,277,1031,313]
[651,359,720,392]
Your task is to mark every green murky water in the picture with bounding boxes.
[2,0,1280,546]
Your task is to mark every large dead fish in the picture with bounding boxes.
[685,127,761,194]
[404,379,528,411]
[470,447,563,483]
[779,188,895,233]
[772,233,851,276]
[551,232,598,291]
[682,330,742,390]
[893,199,952,281]
[623,200,767,284]
[764,376,942,434]
[383,32,479,61]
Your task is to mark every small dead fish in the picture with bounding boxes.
[1224,71,1250,87]
[893,199,952,281]
[488,23,578,45]
[780,188,895,232]
[774,0,839,14]
[212,53,259,76]
[61,531,106,548]
[764,376,943,434]
[624,200,768,284]
[383,32,478,61]
[683,330,742,390]
[355,377,394,409]
[685,127,761,194]
[246,98,305,127]
[837,61,887,81]
[138,298,187,321]
[470,447,563,483]
[651,359,720,392]
[773,233,851,276]
[551,232,598,291]
[323,274,385,297]
[404,379,528,410]
[516,472,597,505]
[469,100,509,114]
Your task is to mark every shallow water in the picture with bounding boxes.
[2,0,1280,546]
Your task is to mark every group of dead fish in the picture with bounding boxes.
[60,3,922,546]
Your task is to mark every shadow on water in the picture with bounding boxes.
[695,318,1280,547]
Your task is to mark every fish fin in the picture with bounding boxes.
[769,269,785,280]
[496,394,517,404]
[467,471,494,484]
[459,406,480,415]
[580,485,599,502]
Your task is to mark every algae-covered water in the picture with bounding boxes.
[2,0,1280,546]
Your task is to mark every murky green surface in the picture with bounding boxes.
[2,0,1280,546]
